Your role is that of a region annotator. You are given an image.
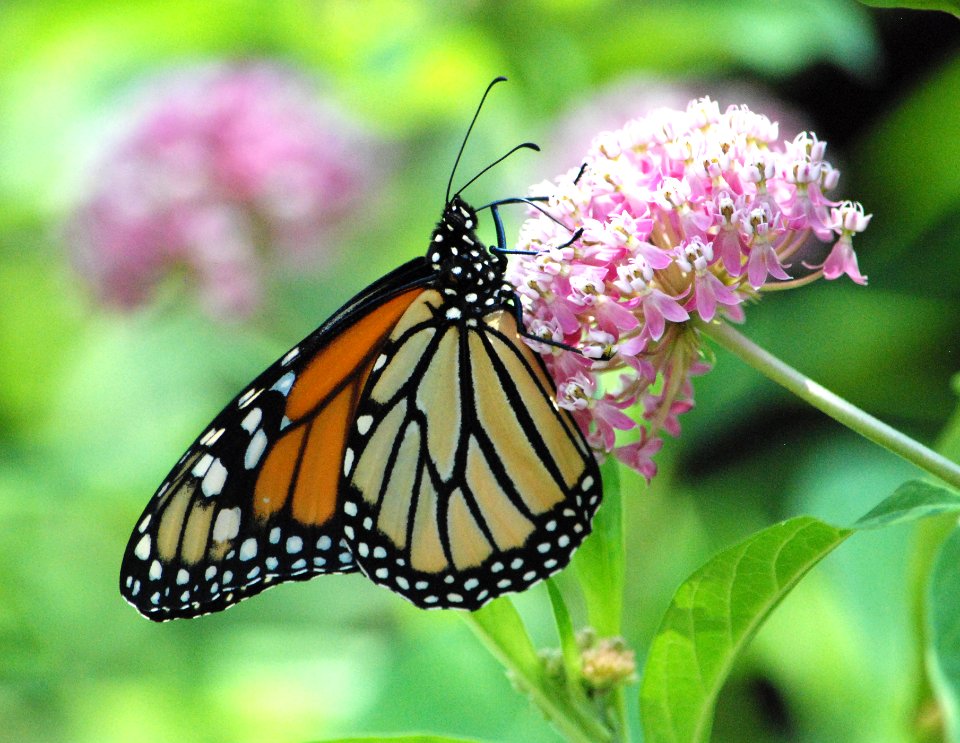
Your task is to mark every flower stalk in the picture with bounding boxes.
[464,602,613,743]
[696,318,960,490]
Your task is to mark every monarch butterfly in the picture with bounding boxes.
[119,78,602,621]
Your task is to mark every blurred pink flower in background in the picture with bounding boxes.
[68,62,375,318]
[509,97,870,480]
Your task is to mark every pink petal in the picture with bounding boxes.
[823,236,867,285]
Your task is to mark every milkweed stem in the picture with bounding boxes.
[696,319,960,492]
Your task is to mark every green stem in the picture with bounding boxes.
[546,579,589,707]
[610,686,630,743]
[757,270,822,292]
[463,614,612,743]
[695,319,960,491]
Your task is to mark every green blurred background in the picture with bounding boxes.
[2,2,959,742]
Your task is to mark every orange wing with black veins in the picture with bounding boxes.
[120,276,428,621]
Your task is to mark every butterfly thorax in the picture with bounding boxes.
[427,195,509,319]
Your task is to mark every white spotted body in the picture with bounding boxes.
[428,196,513,321]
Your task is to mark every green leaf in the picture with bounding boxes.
[640,517,853,743]
[463,597,541,682]
[574,458,624,635]
[463,597,612,743]
[640,478,960,743]
[855,479,960,529]
[546,579,583,694]
[927,528,960,743]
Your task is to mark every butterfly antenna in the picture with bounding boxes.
[453,141,540,199]
[478,197,571,231]
[446,76,508,205]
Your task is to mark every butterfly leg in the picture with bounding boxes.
[482,201,590,355]
[506,293,615,361]
[486,202,583,257]
[501,291,584,355]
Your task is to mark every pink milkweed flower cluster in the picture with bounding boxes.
[69,62,374,318]
[508,97,871,480]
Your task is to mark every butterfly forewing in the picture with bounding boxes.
[119,264,432,620]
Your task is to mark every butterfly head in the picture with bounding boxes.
[442,195,478,233]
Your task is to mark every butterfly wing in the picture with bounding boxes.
[340,289,601,609]
[120,259,434,620]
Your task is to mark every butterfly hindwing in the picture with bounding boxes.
[340,290,601,609]
[119,260,433,620]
